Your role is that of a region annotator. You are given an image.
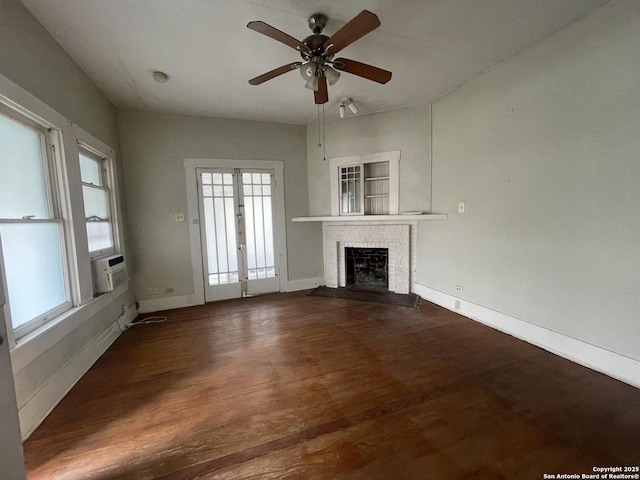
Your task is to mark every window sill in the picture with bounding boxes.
[10,279,130,373]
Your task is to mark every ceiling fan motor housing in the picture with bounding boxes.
[307,13,327,34]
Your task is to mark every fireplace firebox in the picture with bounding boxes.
[345,247,389,290]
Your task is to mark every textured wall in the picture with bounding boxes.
[118,109,323,301]
[420,0,640,360]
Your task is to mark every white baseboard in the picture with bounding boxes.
[286,277,325,292]
[18,304,137,440]
[413,282,640,389]
[138,294,196,313]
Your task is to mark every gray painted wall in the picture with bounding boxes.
[0,0,134,439]
[306,105,432,216]
[304,1,639,364]
[421,0,640,361]
[0,0,119,147]
[118,110,323,301]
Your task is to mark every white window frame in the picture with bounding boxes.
[78,144,117,259]
[0,105,73,340]
[329,150,400,216]
[0,72,127,360]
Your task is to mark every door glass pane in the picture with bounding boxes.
[0,113,49,218]
[79,154,102,186]
[0,223,67,329]
[203,198,219,277]
[244,194,256,274]
[201,172,238,286]
[242,171,275,280]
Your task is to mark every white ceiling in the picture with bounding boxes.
[20,0,610,124]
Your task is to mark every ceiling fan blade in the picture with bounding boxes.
[249,62,301,85]
[333,58,392,84]
[247,21,307,52]
[323,10,380,55]
[314,74,328,104]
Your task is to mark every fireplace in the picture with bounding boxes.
[345,247,389,290]
[322,222,413,294]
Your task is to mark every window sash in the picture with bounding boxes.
[0,105,72,339]
[0,219,72,338]
[78,147,116,257]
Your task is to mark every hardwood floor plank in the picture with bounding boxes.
[23,292,640,479]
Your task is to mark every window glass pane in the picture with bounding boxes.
[79,153,102,186]
[86,221,113,252]
[0,113,49,218]
[0,223,67,329]
[82,186,109,220]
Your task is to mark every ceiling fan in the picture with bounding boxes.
[247,10,392,105]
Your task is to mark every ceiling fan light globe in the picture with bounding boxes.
[339,104,347,118]
[299,62,316,80]
[348,101,359,114]
[305,76,319,91]
[324,66,340,86]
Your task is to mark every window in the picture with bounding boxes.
[79,148,115,257]
[330,151,400,216]
[340,165,363,215]
[0,108,72,338]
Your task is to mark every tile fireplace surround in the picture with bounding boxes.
[323,222,414,294]
[292,215,447,295]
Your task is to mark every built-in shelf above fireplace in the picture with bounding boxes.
[292,214,447,222]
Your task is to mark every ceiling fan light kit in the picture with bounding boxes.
[247,10,392,105]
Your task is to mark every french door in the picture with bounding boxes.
[197,168,279,301]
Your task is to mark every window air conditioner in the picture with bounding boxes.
[92,254,127,293]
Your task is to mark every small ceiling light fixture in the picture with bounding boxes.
[339,97,359,118]
[152,71,169,83]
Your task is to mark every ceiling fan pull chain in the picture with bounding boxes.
[317,104,322,147]
[323,104,327,162]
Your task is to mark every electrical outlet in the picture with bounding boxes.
[455,285,464,293]
[153,288,159,295]
[175,213,185,222]
[458,202,466,214]
[165,287,174,294]
[146,288,152,295]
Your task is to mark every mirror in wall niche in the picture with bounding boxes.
[329,150,400,216]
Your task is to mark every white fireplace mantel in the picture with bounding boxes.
[292,214,447,222]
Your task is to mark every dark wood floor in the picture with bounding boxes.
[24,291,640,479]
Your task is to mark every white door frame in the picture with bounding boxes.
[184,158,288,305]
